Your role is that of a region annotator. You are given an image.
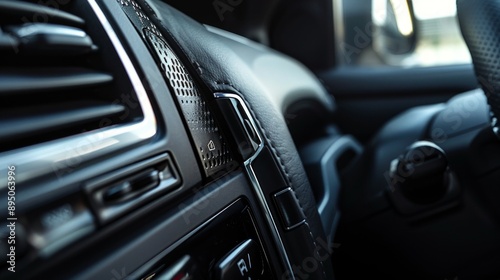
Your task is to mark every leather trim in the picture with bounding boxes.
[142,1,334,278]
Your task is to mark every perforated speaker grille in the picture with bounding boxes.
[119,0,235,177]
[147,31,234,172]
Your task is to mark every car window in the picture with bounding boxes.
[340,0,472,67]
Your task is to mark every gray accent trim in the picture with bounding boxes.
[315,136,361,239]
[208,27,335,115]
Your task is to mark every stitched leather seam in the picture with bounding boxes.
[134,2,326,277]
[215,80,326,278]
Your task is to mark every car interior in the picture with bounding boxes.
[1,0,500,279]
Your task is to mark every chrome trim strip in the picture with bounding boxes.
[214,92,295,279]
[214,92,263,158]
[245,165,294,278]
[0,0,157,187]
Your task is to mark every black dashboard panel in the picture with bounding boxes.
[134,199,274,279]
[0,0,336,279]
[0,0,204,277]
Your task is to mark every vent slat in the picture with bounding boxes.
[5,23,95,56]
[0,69,113,95]
[0,1,85,27]
[0,0,144,151]
[0,103,126,142]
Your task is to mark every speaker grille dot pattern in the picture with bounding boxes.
[118,0,235,177]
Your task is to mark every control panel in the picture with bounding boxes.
[137,199,274,280]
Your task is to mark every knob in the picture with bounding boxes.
[389,141,449,204]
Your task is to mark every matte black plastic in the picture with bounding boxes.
[392,143,448,204]
[142,4,332,274]
[386,141,461,215]
[251,147,335,280]
[340,103,445,221]
[335,91,500,279]
[22,195,95,257]
[0,103,125,142]
[273,188,306,230]
[0,69,113,95]
[135,199,273,280]
[430,89,489,138]
[0,1,334,279]
[85,154,180,224]
[0,0,203,277]
[320,65,478,141]
[301,135,362,243]
[102,169,159,203]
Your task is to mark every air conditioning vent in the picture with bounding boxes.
[0,0,144,151]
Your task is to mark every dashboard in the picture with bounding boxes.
[0,0,337,279]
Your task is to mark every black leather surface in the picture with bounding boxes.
[457,0,500,121]
[144,0,333,278]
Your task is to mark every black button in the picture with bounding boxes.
[25,196,95,256]
[215,239,263,280]
[145,255,201,280]
[103,181,133,202]
[273,188,306,230]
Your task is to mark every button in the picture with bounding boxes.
[25,195,95,256]
[273,188,306,230]
[102,169,160,203]
[103,181,133,202]
[215,239,263,280]
[144,255,201,280]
